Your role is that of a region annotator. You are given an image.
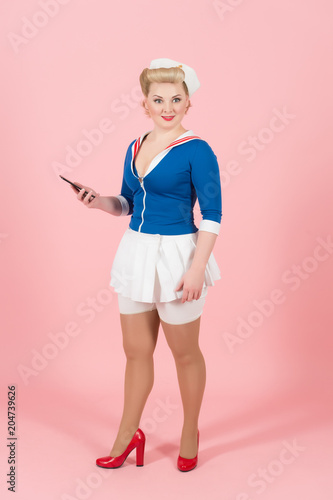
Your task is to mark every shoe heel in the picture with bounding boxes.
[136,441,145,466]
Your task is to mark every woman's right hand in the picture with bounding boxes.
[72,181,101,209]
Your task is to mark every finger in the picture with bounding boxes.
[83,190,92,204]
[84,190,96,205]
[77,188,86,201]
[88,190,96,202]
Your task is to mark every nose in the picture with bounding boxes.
[163,102,174,113]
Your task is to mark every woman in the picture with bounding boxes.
[72,58,222,472]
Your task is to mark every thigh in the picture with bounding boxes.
[158,288,208,356]
[160,315,201,359]
[117,294,160,358]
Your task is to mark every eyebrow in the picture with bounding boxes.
[152,94,182,98]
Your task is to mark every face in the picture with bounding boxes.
[144,82,189,129]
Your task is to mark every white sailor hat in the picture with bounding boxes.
[149,58,200,98]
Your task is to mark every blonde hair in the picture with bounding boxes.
[139,66,192,117]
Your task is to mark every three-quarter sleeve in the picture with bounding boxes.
[190,140,222,235]
[114,142,134,216]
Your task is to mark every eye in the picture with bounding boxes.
[153,98,182,103]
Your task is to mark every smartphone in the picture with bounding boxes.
[59,175,95,199]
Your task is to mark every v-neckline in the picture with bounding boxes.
[133,129,194,179]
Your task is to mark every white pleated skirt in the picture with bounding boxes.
[109,227,221,303]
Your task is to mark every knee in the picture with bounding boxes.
[171,348,202,366]
[123,343,155,361]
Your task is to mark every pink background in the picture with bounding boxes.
[1,1,332,498]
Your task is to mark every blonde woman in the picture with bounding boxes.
[72,58,222,472]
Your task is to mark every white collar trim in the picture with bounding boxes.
[131,129,200,179]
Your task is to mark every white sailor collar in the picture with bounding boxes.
[131,129,201,180]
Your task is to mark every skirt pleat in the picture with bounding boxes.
[110,227,221,303]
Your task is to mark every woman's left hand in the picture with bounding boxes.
[175,267,206,303]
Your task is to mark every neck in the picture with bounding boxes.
[147,124,188,142]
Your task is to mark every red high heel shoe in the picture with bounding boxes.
[96,428,145,468]
[177,430,200,472]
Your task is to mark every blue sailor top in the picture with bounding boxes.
[115,129,222,236]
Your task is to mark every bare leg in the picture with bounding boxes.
[110,309,160,456]
[160,316,205,458]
